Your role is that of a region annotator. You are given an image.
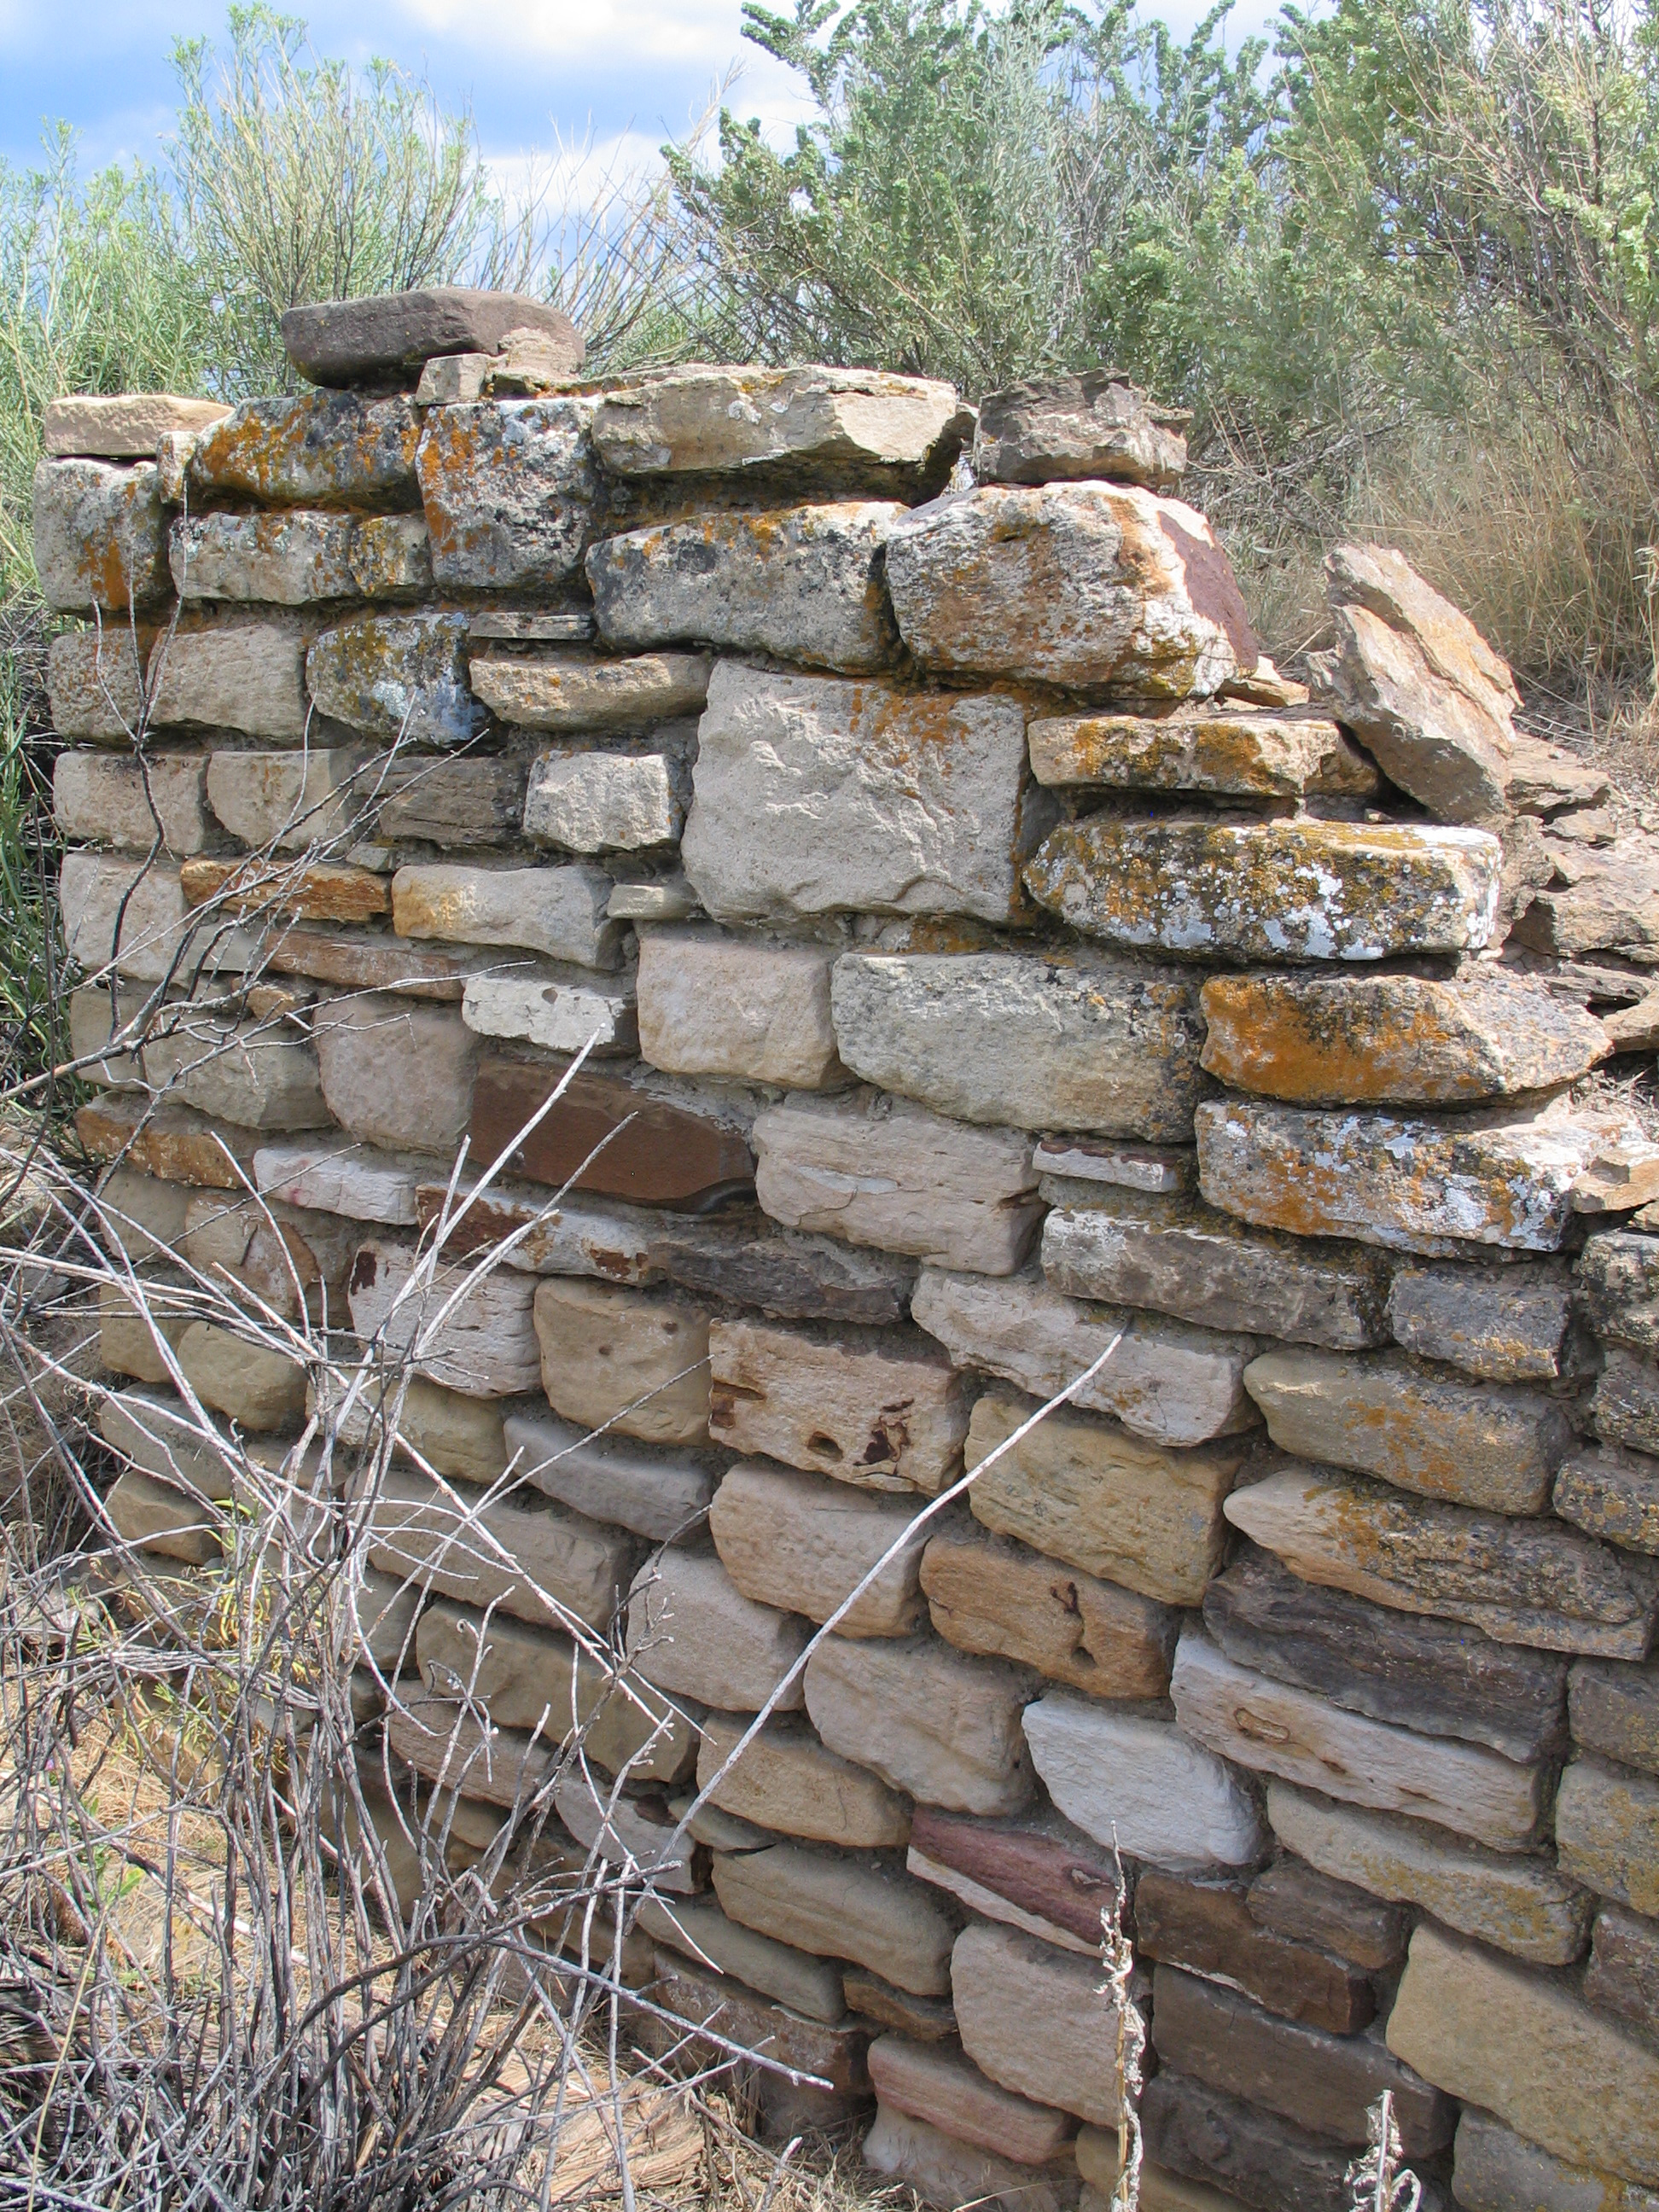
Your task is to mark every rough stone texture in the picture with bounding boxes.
[33,458,170,613]
[920,1522,1175,1697]
[521,748,685,855]
[1571,1655,1659,1776]
[638,934,842,1089]
[842,1974,955,2042]
[649,1214,917,1328]
[1197,969,1609,1107]
[1043,1199,1391,1351]
[1580,1232,1659,1355]
[78,1094,260,1187]
[1026,706,1375,798]
[469,1055,754,1210]
[1386,1923,1659,2187]
[626,1548,808,1713]
[417,1178,657,1284]
[374,756,527,847]
[1454,2110,1659,2212]
[1171,1633,1545,1849]
[649,1947,862,2087]
[754,1094,1040,1276]
[1225,1465,1659,1659]
[460,973,637,1056]
[1267,1782,1592,1965]
[974,372,1187,491]
[188,393,419,508]
[712,1843,956,1996]
[413,396,597,591]
[1245,1860,1407,1971]
[180,855,390,925]
[963,1389,1243,1605]
[348,1237,541,1396]
[865,2036,1076,2164]
[306,611,485,748]
[1512,841,1659,963]
[206,747,371,853]
[884,485,1258,695]
[952,1922,1122,2126]
[54,749,215,856]
[147,1017,330,1132]
[502,1408,712,1544]
[312,995,479,1158]
[591,366,965,483]
[61,853,227,983]
[550,1771,705,1893]
[259,927,493,999]
[805,1633,1036,1817]
[392,863,620,968]
[1033,1138,1197,1196]
[45,626,148,741]
[707,1319,972,1495]
[1556,1756,1659,1916]
[1592,1349,1659,1457]
[829,948,1209,1141]
[1141,2069,1354,2212]
[681,662,1048,927]
[325,1372,507,1487]
[709,1459,929,1636]
[863,2103,1077,2212]
[532,1278,710,1446]
[252,1140,422,1225]
[106,1468,219,1563]
[1556,1443,1659,1555]
[1196,1095,1647,1255]
[1025,815,1501,963]
[175,1319,307,1431]
[44,393,229,457]
[916,1268,1259,1448]
[471,651,710,731]
[1132,1874,1375,2034]
[148,622,310,740]
[1388,1260,1580,1382]
[1586,1903,1659,2040]
[697,1713,911,1848]
[282,287,581,387]
[905,1807,1121,1953]
[172,509,429,604]
[1023,1691,1264,1869]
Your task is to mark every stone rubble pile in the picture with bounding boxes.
[38,281,1659,2212]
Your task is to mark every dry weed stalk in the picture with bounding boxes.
[1346,2090,1422,2212]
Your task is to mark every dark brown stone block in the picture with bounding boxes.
[1556,1445,1659,1557]
[1203,1544,1568,1762]
[648,1209,917,1326]
[646,1947,870,2097]
[841,1970,957,2042]
[282,286,583,389]
[470,1051,754,1212]
[906,1806,1121,1950]
[1584,1903,1659,2039]
[375,756,529,848]
[1571,1655,1659,1778]
[1244,1859,1407,1973]
[1140,2069,1356,2212]
[263,925,486,999]
[1132,1873,1373,2034]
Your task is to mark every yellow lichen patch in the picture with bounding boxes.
[1027,707,1378,798]
[189,392,420,510]
[180,857,390,924]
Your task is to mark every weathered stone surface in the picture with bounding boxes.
[180,1185,352,1317]
[697,1712,911,1848]
[713,1842,955,1996]
[952,1922,1121,2126]
[33,458,169,612]
[374,755,527,847]
[93,1167,190,1260]
[1023,1691,1264,1869]
[148,622,310,740]
[1580,1232,1659,1355]
[710,1459,928,1635]
[681,662,1048,927]
[1026,814,1501,962]
[1557,1755,1659,1916]
[502,1408,712,1543]
[206,746,371,853]
[707,1319,972,1495]
[1198,969,1610,1108]
[975,372,1186,491]
[1556,1444,1659,1556]
[920,1522,1175,1697]
[865,2035,1075,2164]
[470,651,710,732]
[1267,1782,1592,1965]
[306,611,485,748]
[532,1278,709,1446]
[1132,1874,1375,2034]
[649,1213,917,1328]
[805,1633,1035,1816]
[78,1094,259,1187]
[587,503,901,673]
[61,853,242,982]
[1586,1904,1659,2040]
[44,392,229,457]
[843,1972,955,2041]
[1244,1859,1406,1971]
[366,1464,635,1632]
[181,854,390,925]
[521,748,685,855]
[417,1179,658,1284]
[1571,1655,1659,1776]
[1387,1923,1659,2186]
[1141,2069,1353,2212]
[830,948,1209,1141]
[906,1807,1121,1953]
[550,1769,706,1892]
[55,748,214,855]
[386,1700,558,1810]
[349,1237,541,1395]
[963,1390,1244,1605]
[106,1467,219,1563]
[1196,1095,1647,1255]
[172,509,429,604]
[188,392,418,508]
[46,625,148,741]
[147,1015,331,1130]
[321,1370,508,1485]
[1043,1199,1391,1351]
[415,398,597,591]
[1027,707,1375,799]
[469,1054,754,1210]
[591,366,964,483]
[863,2103,1077,2212]
[1226,1466,1659,1659]
[1388,1260,1580,1382]
[252,1139,422,1224]
[99,1274,194,1383]
[1205,1546,1569,1763]
[755,1096,1040,1275]
[648,1940,859,2068]
[261,926,492,999]
[638,934,841,1088]
[1454,2110,1659,2212]
[392,862,620,966]
[626,1547,807,1713]
[460,972,637,1056]
[1514,841,1659,963]
[643,1898,847,2025]
[1032,1137,1196,1195]
[1592,1350,1659,1457]
[282,286,581,387]
[885,484,1256,696]
[313,994,479,1157]
[1153,1966,1448,2155]
[1172,1632,1545,1848]
[917,1269,1259,1447]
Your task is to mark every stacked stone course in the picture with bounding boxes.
[36,285,1659,2211]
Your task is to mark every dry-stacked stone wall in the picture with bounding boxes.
[36,288,1659,2212]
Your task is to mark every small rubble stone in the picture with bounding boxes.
[43,393,229,457]
[415,398,597,591]
[171,509,430,603]
[709,1459,930,1635]
[392,862,620,967]
[842,1974,955,2041]
[306,610,485,748]
[920,1522,1175,1697]
[1580,1233,1659,1354]
[1570,1655,1659,1776]
[638,934,842,1088]
[626,1547,808,1713]
[148,622,310,740]
[469,1055,754,1210]
[312,995,479,1157]
[591,365,965,484]
[1132,1874,1374,2035]
[713,1842,956,1996]
[375,755,527,846]
[1555,1444,1659,1555]
[532,1278,710,1446]
[1586,1904,1659,2040]
[953,1921,1121,2126]
[521,748,685,854]
[188,392,419,508]
[46,626,148,741]
[281,286,581,387]
[696,1713,911,1848]
[1388,1260,1579,1382]
[1027,706,1375,798]
[905,1807,1121,1953]
[1031,1138,1196,1195]
[206,747,370,853]
[470,650,711,731]
[460,971,637,1056]
[1454,2110,1659,2212]
[33,458,170,613]
[1592,1349,1659,1456]
[974,372,1187,491]
[348,1237,542,1396]
[865,2035,1076,2163]
[805,1633,1036,1817]
[1024,1691,1263,1870]
[502,1408,712,1543]
[1556,1756,1659,1916]
[54,749,214,855]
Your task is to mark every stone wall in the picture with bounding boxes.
[35,289,1659,2212]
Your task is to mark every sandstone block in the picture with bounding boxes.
[1267,1782,1592,1965]
[172,509,429,603]
[1225,1465,1659,1659]
[642,1901,844,2023]
[1556,1443,1659,1555]
[470,650,710,731]
[32,457,169,612]
[148,622,310,740]
[179,853,389,925]
[312,994,479,1157]
[1388,1260,1579,1382]
[172,1317,304,1431]
[863,2103,1077,2212]
[374,754,527,846]
[649,1212,917,1327]
[866,2035,1075,2164]
[1454,2109,1659,2212]
[626,1548,808,1713]
[975,371,1185,490]
[1557,1755,1659,1916]
[325,1371,505,1484]
[952,1921,1121,2126]
[416,1178,658,1284]
[885,484,1255,695]
[1141,2069,1353,2212]
[591,365,964,483]
[1571,1655,1659,1776]
[1033,1138,1196,1195]
[252,1139,422,1225]
[182,1187,353,1321]
[44,393,230,457]
[1592,1350,1659,1457]
[805,1633,1035,1816]
[392,862,620,967]
[1586,1904,1659,2040]
[586,502,902,672]
[1511,841,1659,963]
[503,1408,713,1543]
[1023,1691,1264,1869]
[94,1166,190,1260]
[1244,1859,1406,1971]
[710,1459,929,1635]
[1579,1231,1659,1355]
[348,1236,541,1396]
[920,1522,1175,1698]
[637,933,842,1090]
[157,1019,329,1132]
[707,1318,972,1494]
[1197,969,1609,1107]
[61,853,219,983]
[415,397,596,591]
[306,610,484,748]
[915,1268,1258,1447]
[205,746,371,853]
[54,748,213,855]
[521,748,684,854]
[187,392,418,506]
[460,972,637,1056]
[79,1094,259,1186]
[1386,1922,1659,2186]
[754,1095,1041,1276]
[680,661,1047,927]
[1027,704,1374,798]
[386,1701,556,1811]
[106,1467,218,1563]
[99,1275,194,1382]
[532,1277,709,1446]
[550,1770,705,1893]
[905,1807,1121,1953]
[469,1054,754,1210]
[1025,814,1500,961]
[260,927,493,999]
[1132,1873,1374,2034]
[964,1389,1243,1605]
[830,948,1209,1141]
[843,1974,955,2042]
[697,1712,911,1848]
[713,1842,956,1996]
[282,286,580,387]
[46,626,148,741]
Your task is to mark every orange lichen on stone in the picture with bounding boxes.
[180,856,391,924]
[1026,706,1379,798]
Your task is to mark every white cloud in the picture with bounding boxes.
[394,0,754,64]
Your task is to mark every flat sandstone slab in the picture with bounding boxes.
[469,650,711,731]
[805,1633,1035,1818]
[392,862,621,968]
[1027,705,1376,797]
[712,1842,956,1997]
[281,286,581,387]
[44,393,230,457]
[638,933,842,1089]
[952,1920,1122,2126]
[626,1547,807,1713]
[469,1054,754,1211]
[1023,1691,1263,1870]
[696,1712,911,1848]
[1555,1756,1659,1917]
[591,365,965,480]
[709,1458,930,1634]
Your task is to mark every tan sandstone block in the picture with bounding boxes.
[147,622,310,741]
[626,1548,807,1713]
[311,995,479,1159]
[532,1278,710,1446]
[392,862,622,969]
[1556,1756,1659,1918]
[54,748,214,855]
[867,2035,1076,2164]
[709,1459,929,1636]
[1027,704,1375,798]
[805,1633,1035,1816]
[637,931,843,1088]
[176,1319,307,1433]
[469,649,711,731]
[712,1841,957,1996]
[44,393,230,457]
[952,1921,1121,2126]
[921,1522,1175,1697]
[697,1712,911,1848]
[348,1237,541,1397]
[641,1900,845,2023]
[863,2103,1080,2212]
